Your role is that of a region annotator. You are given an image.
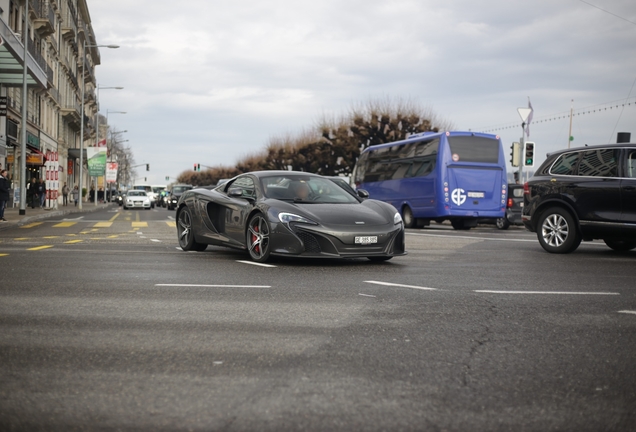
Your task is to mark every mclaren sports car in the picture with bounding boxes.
[175,171,406,262]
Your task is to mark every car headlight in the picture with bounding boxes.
[394,212,403,225]
[278,212,318,225]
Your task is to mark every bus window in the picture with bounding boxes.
[447,136,499,163]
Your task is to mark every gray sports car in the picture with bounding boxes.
[176,171,406,262]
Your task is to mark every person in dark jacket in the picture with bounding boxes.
[27,177,38,209]
[38,179,46,208]
[0,170,10,221]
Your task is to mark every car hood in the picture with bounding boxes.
[282,201,392,226]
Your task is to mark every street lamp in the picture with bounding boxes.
[78,42,120,210]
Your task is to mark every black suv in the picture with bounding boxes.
[522,143,636,253]
[166,184,193,210]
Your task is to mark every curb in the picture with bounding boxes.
[0,203,115,231]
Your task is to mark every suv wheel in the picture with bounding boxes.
[537,207,581,253]
[603,239,636,252]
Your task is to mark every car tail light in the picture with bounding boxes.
[507,198,513,208]
[523,182,530,195]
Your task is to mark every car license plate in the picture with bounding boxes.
[467,192,485,198]
[519,202,524,207]
[355,236,378,245]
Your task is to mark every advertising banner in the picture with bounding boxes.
[106,162,118,183]
[87,147,107,177]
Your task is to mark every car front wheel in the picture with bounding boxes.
[603,239,636,252]
[177,206,207,251]
[246,213,271,262]
[537,207,581,253]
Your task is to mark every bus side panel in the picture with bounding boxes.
[398,175,436,218]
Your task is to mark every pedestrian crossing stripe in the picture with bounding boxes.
[27,245,54,251]
[93,222,113,228]
[53,222,76,228]
[166,221,176,227]
[64,240,83,244]
[20,222,43,229]
[132,222,148,227]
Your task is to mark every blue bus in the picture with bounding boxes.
[352,131,508,230]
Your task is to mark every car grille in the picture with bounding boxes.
[295,231,322,253]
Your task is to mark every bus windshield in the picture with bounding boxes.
[447,136,500,163]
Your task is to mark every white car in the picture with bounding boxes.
[123,191,151,210]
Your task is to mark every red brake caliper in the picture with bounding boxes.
[252,224,260,253]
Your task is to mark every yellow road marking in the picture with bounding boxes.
[93,222,112,228]
[107,235,119,238]
[132,222,147,228]
[166,221,176,228]
[64,239,83,244]
[27,245,54,251]
[20,222,43,229]
[135,212,140,222]
[14,238,30,240]
[108,212,121,222]
[43,236,60,239]
[0,253,9,257]
[66,234,77,237]
[53,222,77,228]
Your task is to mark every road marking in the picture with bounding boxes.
[132,222,148,228]
[151,239,161,242]
[475,290,620,295]
[20,222,43,229]
[0,253,8,257]
[27,245,54,251]
[62,216,84,221]
[107,235,119,238]
[53,222,76,228]
[108,212,121,222]
[236,260,277,268]
[406,231,607,246]
[155,284,271,288]
[14,238,30,240]
[43,236,60,239]
[618,310,636,315]
[364,280,439,291]
[64,239,84,244]
[166,221,176,227]
[358,293,377,298]
[93,222,112,228]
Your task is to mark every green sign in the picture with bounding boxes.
[86,147,107,176]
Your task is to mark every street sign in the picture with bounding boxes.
[517,107,532,123]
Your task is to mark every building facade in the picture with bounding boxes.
[0,0,100,206]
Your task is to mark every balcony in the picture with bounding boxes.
[61,99,82,130]
[27,38,48,73]
[33,1,56,37]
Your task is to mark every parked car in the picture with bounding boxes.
[175,171,405,262]
[166,184,193,210]
[522,143,636,253]
[496,184,524,229]
[123,190,152,210]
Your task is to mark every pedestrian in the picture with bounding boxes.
[72,185,79,206]
[0,170,10,222]
[38,179,46,208]
[27,178,38,209]
[62,182,69,206]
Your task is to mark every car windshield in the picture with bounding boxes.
[261,175,359,204]
[127,191,147,197]
[172,186,192,194]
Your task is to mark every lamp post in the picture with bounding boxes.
[78,43,119,210]
[18,0,30,215]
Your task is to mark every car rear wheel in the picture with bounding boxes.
[496,217,510,230]
[402,206,415,228]
[537,207,581,253]
[177,206,207,251]
[603,239,636,252]
[246,213,271,262]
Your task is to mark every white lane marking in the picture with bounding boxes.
[167,216,175,220]
[618,310,636,315]
[358,293,376,298]
[364,280,439,291]
[176,247,183,250]
[62,216,85,221]
[136,232,143,235]
[475,290,620,295]
[155,284,270,288]
[151,239,161,242]
[236,260,277,268]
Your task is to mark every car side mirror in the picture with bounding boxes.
[228,187,243,198]
[357,189,369,199]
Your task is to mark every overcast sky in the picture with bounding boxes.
[89,0,636,184]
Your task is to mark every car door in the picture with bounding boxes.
[569,148,622,223]
[223,176,258,245]
[620,148,636,223]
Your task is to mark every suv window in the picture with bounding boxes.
[550,152,579,175]
[577,149,619,177]
[628,151,636,178]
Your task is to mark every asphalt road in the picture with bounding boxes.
[0,206,634,431]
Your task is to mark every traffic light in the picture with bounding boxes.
[510,142,521,167]
[194,163,197,171]
[197,163,201,172]
[146,164,150,171]
[524,142,535,167]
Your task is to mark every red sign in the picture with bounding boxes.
[68,160,73,175]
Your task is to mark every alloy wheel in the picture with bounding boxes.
[541,213,569,247]
[248,215,270,261]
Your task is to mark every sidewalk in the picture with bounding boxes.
[0,201,115,231]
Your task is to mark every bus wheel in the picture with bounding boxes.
[402,206,415,228]
[451,220,471,230]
